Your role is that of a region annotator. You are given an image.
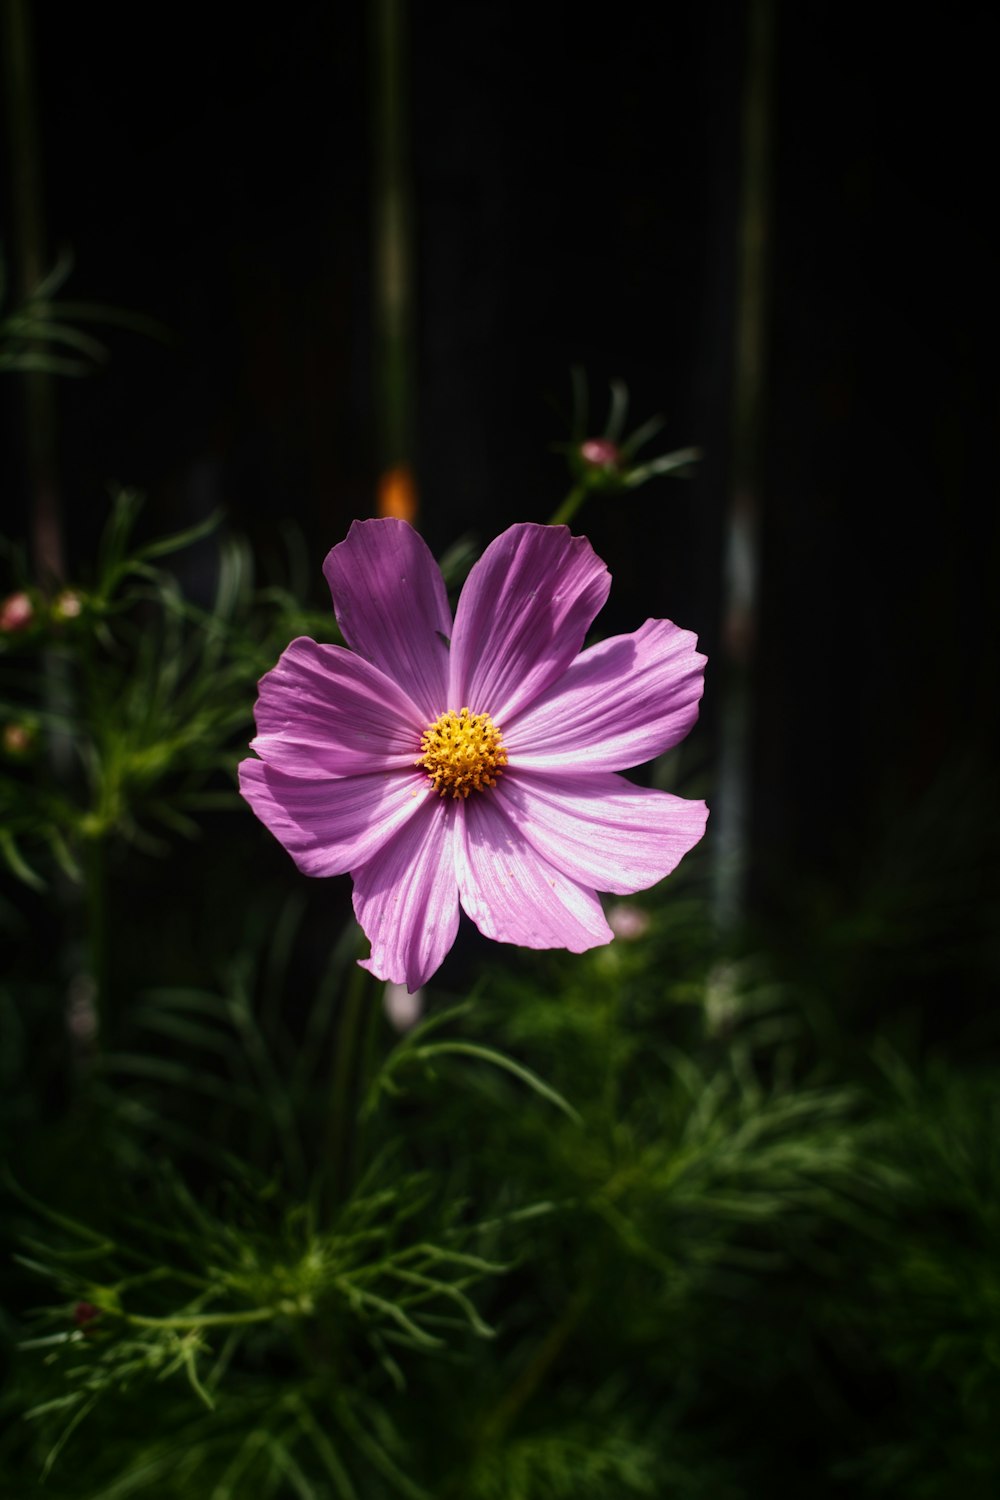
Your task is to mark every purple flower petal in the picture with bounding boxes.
[239,760,430,876]
[504,618,705,772]
[449,524,611,724]
[323,518,452,721]
[456,794,613,953]
[352,799,461,992]
[496,769,709,894]
[251,638,425,778]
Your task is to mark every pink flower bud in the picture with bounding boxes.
[606,902,651,941]
[0,591,34,632]
[2,722,36,757]
[579,438,620,470]
[384,981,425,1031]
[52,589,84,621]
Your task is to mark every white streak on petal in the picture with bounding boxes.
[239,761,430,876]
[505,618,705,772]
[496,769,708,894]
[323,518,452,720]
[352,798,460,991]
[449,523,610,723]
[252,637,423,778]
[456,794,612,953]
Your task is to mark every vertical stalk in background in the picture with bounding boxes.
[323,959,367,1213]
[713,0,775,932]
[3,0,100,1061]
[2,0,63,584]
[315,1,417,1226]
[371,0,418,525]
[320,953,381,1222]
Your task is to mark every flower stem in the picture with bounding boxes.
[125,1306,279,1331]
[2,0,64,586]
[476,1281,593,1449]
[548,482,590,529]
[321,945,371,1218]
[82,834,109,1046]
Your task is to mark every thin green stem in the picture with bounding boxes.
[2,0,63,584]
[321,947,371,1218]
[82,834,109,1048]
[476,1281,594,1449]
[125,1306,279,1331]
[354,976,384,1175]
[371,0,414,477]
[548,482,590,529]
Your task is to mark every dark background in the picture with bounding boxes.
[3,0,998,984]
[3,10,1000,1494]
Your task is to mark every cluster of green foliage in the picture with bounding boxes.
[2,497,999,1499]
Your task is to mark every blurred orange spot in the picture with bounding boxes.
[377,464,418,524]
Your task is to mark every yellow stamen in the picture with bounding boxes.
[416,707,508,799]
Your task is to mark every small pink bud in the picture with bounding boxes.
[73,1301,100,1328]
[0,591,34,632]
[52,589,84,621]
[606,902,650,941]
[580,438,620,470]
[384,981,425,1031]
[2,722,36,757]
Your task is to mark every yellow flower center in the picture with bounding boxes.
[416,707,508,799]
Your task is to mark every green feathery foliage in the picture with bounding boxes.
[2,500,999,1500]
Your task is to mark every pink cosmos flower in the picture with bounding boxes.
[239,520,707,991]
